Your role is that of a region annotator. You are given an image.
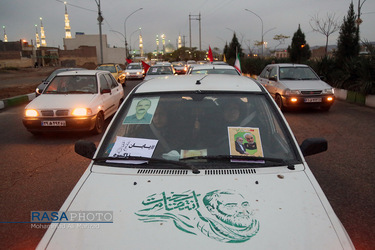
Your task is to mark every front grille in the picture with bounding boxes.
[41,110,54,116]
[301,90,322,95]
[56,110,69,116]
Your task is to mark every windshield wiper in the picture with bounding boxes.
[180,155,296,168]
[94,156,200,174]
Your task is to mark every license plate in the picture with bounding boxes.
[41,121,66,126]
[304,98,322,103]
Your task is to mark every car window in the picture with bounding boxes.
[104,74,119,89]
[269,67,277,80]
[147,66,173,75]
[98,92,298,166]
[99,74,111,91]
[259,67,270,79]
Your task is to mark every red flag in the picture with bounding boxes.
[141,60,150,73]
[126,58,132,64]
[208,46,213,63]
[234,53,242,74]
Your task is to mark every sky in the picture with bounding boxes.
[1,0,374,53]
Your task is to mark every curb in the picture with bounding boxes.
[333,88,375,108]
[0,93,36,110]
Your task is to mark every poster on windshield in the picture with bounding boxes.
[228,127,263,158]
[108,136,158,164]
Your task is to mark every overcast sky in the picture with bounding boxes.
[1,0,374,53]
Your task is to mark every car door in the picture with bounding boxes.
[98,73,117,118]
[104,73,123,108]
[267,66,278,96]
[258,66,272,94]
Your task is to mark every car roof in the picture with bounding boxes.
[136,75,263,93]
[56,70,107,76]
[269,63,309,68]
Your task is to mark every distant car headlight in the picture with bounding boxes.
[126,72,130,76]
[25,109,39,117]
[72,108,92,116]
[322,88,334,94]
[284,89,301,96]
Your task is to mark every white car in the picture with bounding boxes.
[36,75,353,249]
[257,63,335,111]
[187,64,241,75]
[144,64,176,80]
[125,62,145,80]
[23,70,124,135]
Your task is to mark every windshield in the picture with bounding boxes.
[97,92,299,168]
[127,64,142,69]
[44,75,98,94]
[279,67,319,80]
[97,65,116,73]
[147,66,173,75]
[191,69,240,75]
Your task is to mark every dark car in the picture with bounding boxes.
[35,68,85,96]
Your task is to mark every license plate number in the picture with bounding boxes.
[304,98,322,103]
[42,121,66,126]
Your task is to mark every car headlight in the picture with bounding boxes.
[72,108,92,116]
[126,72,130,76]
[25,109,39,117]
[284,89,301,96]
[322,88,334,94]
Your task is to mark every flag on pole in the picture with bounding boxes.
[141,60,150,73]
[234,53,241,73]
[208,46,213,63]
[126,58,133,64]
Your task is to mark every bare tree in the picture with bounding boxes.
[310,12,340,56]
[273,34,290,50]
[356,0,367,29]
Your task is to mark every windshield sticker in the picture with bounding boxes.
[180,149,207,158]
[135,189,259,243]
[228,127,264,158]
[107,136,158,163]
[123,97,160,124]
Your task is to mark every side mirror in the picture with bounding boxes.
[101,89,111,94]
[269,76,277,82]
[75,140,97,159]
[300,138,327,157]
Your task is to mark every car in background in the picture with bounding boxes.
[125,62,145,80]
[257,63,335,111]
[187,64,241,75]
[35,68,85,96]
[144,63,176,80]
[96,63,126,85]
[212,61,228,65]
[172,61,188,75]
[36,74,353,249]
[23,70,124,135]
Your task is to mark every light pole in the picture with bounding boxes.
[124,8,143,59]
[244,9,264,57]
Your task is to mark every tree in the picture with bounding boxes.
[310,12,340,56]
[336,2,359,63]
[273,34,290,50]
[224,33,243,62]
[287,25,311,63]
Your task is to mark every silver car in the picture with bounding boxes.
[257,64,335,111]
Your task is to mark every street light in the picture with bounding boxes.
[124,8,143,59]
[244,9,264,57]
[129,27,141,54]
[94,0,104,64]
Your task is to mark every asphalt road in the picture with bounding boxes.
[0,80,374,249]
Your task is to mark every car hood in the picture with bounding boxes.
[38,165,352,250]
[27,94,96,110]
[125,69,143,73]
[280,80,331,90]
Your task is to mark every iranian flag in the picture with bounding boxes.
[234,53,241,73]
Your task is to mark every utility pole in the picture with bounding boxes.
[95,0,104,64]
[189,13,202,51]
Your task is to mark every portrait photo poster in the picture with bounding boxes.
[228,127,264,157]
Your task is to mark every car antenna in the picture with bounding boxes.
[196,75,208,85]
